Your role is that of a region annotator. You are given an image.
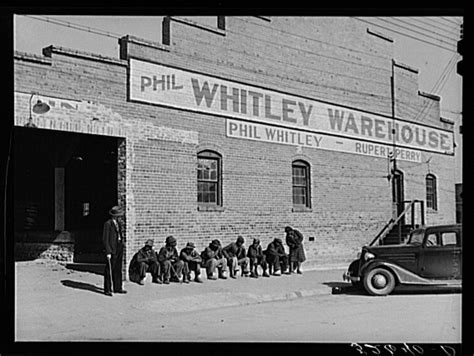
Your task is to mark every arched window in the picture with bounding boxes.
[292,160,311,208]
[197,150,222,206]
[426,174,437,211]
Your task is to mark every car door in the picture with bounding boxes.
[418,228,461,279]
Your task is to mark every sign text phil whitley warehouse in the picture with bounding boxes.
[130,59,453,159]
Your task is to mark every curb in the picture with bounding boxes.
[135,287,330,314]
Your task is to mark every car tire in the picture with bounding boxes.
[363,267,396,296]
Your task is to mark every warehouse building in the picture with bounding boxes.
[13,16,456,271]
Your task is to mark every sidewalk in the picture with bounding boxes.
[14,259,348,340]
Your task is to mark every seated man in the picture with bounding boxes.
[157,236,184,284]
[223,236,250,278]
[179,242,203,283]
[247,238,270,278]
[201,239,228,280]
[129,239,161,285]
[265,238,289,276]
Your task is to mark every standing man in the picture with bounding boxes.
[223,236,250,278]
[201,239,228,280]
[157,236,184,284]
[247,238,270,278]
[285,226,306,274]
[265,238,289,276]
[128,239,161,285]
[102,205,127,296]
[179,242,203,283]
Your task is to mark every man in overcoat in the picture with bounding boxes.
[222,236,250,278]
[247,238,270,278]
[129,239,161,285]
[265,238,289,276]
[157,236,184,284]
[285,226,306,274]
[179,242,203,283]
[201,239,228,280]
[102,205,127,296]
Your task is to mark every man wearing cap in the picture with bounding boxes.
[223,236,250,278]
[157,236,184,284]
[102,205,127,296]
[265,237,289,276]
[200,239,228,280]
[128,239,161,285]
[179,242,203,283]
[247,238,270,278]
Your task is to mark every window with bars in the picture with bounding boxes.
[292,160,311,208]
[197,150,221,206]
[426,174,437,211]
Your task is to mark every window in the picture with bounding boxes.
[292,160,311,208]
[426,174,437,210]
[441,232,458,246]
[197,150,221,206]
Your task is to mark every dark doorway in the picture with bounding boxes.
[392,170,404,221]
[14,127,121,263]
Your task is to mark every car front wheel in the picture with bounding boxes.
[363,267,396,296]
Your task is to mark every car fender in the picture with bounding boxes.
[361,260,437,285]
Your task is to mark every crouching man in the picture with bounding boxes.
[265,238,289,276]
[129,239,162,285]
[247,238,270,278]
[201,239,228,280]
[223,236,250,278]
[157,236,184,284]
[180,242,203,283]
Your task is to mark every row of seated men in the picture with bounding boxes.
[128,235,293,285]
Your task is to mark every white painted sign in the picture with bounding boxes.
[226,119,421,162]
[129,59,454,155]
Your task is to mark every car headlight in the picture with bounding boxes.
[364,252,375,260]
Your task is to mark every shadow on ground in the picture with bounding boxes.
[65,263,105,276]
[61,279,104,295]
[324,281,462,296]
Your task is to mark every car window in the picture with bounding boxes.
[441,232,458,246]
[425,233,438,247]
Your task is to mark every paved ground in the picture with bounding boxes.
[13,259,462,343]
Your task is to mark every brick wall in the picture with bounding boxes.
[14,17,456,272]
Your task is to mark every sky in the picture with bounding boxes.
[13,15,463,183]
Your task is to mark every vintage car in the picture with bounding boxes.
[343,224,462,296]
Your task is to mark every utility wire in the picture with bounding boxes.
[408,17,461,37]
[352,17,458,52]
[386,17,460,42]
[373,17,458,47]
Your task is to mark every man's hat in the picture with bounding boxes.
[284,226,292,232]
[166,235,177,245]
[109,205,124,217]
[186,242,195,249]
[145,239,154,247]
[236,236,245,244]
[211,239,221,246]
[253,238,260,244]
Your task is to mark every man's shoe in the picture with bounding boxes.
[194,276,203,283]
[105,291,113,297]
[164,279,170,284]
[263,271,270,277]
[152,278,162,284]
[183,278,190,284]
[297,270,303,274]
[139,279,145,285]
[272,271,281,276]
[115,290,127,294]
[208,275,217,280]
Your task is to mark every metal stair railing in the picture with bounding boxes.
[369,200,425,246]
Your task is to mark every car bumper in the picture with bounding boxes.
[343,271,360,283]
